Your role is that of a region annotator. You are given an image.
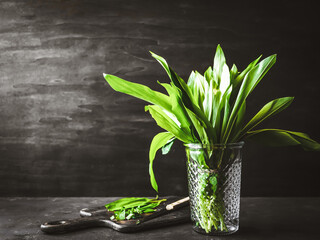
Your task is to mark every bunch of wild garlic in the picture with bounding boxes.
[104,45,319,193]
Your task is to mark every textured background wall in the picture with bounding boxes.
[0,0,319,197]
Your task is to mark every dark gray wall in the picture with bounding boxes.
[0,0,319,197]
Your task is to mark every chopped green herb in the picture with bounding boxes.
[105,197,166,221]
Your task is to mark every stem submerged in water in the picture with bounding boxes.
[197,170,227,233]
[187,143,243,235]
[193,146,229,234]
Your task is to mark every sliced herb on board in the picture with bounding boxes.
[105,197,166,221]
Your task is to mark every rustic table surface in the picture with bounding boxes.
[1,197,319,240]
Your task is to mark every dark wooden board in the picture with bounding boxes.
[41,197,190,234]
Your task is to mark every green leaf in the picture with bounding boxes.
[233,55,262,89]
[187,71,197,92]
[221,87,232,139]
[238,97,294,139]
[193,71,208,108]
[104,74,171,111]
[106,197,167,221]
[146,105,193,142]
[161,137,175,155]
[150,53,217,142]
[106,197,152,211]
[244,129,320,151]
[213,85,232,142]
[158,82,193,131]
[185,108,208,144]
[149,132,175,192]
[142,208,156,213]
[230,64,238,83]
[210,89,222,129]
[222,54,277,143]
[150,52,195,109]
[245,55,276,95]
[161,82,203,142]
[203,79,215,123]
[230,55,262,104]
[229,102,246,142]
[192,105,217,142]
[204,66,213,83]
[209,175,218,193]
[187,71,202,109]
[219,63,230,96]
[213,44,226,86]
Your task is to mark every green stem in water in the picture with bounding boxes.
[196,169,228,233]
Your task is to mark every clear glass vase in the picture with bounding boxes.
[185,142,244,235]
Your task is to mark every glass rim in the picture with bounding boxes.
[184,141,244,149]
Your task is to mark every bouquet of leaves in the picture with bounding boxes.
[103,45,319,233]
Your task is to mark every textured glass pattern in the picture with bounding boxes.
[186,143,243,235]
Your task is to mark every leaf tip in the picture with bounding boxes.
[152,181,159,192]
[257,55,263,62]
[149,51,156,57]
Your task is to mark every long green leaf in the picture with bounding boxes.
[213,85,232,142]
[238,97,294,139]
[146,105,193,142]
[244,129,320,151]
[187,71,197,98]
[185,108,208,144]
[229,102,246,142]
[150,52,200,115]
[203,79,214,123]
[149,132,175,192]
[221,87,232,139]
[222,54,277,143]
[150,52,217,142]
[230,55,262,104]
[158,82,202,141]
[159,82,192,130]
[204,66,213,84]
[213,44,226,86]
[194,71,208,108]
[106,197,151,211]
[104,74,171,111]
[233,55,262,89]
[219,63,230,96]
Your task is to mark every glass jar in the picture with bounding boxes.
[185,142,244,235]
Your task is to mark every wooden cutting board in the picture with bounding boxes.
[41,196,191,234]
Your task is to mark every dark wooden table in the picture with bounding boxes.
[1,197,319,240]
